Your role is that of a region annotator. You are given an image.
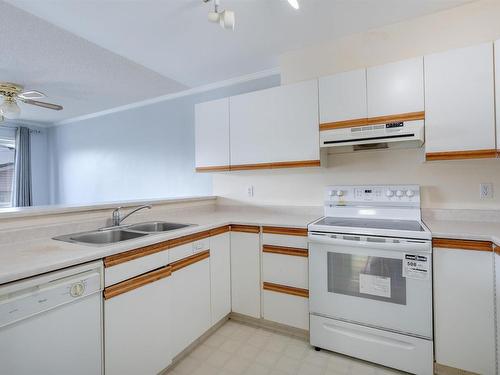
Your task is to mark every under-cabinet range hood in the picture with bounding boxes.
[320,120,424,153]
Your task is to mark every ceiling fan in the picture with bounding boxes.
[0,82,63,122]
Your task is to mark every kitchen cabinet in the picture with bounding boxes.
[319,69,367,125]
[433,242,495,374]
[367,57,424,119]
[424,42,496,160]
[495,40,500,155]
[230,80,320,169]
[496,244,500,372]
[210,231,231,325]
[104,267,172,375]
[171,252,211,357]
[195,98,230,172]
[230,227,261,318]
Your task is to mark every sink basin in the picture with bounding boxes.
[55,229,148,245]
[127,221,192,233]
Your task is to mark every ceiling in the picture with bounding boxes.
[2,0,472,125]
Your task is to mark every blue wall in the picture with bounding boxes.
[48,75,280,205]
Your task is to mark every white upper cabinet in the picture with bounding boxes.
[230,80,319,166]
[195,98,230,170]
[495,40,500,152]
[424,42,496,155]
[319,69,367,124]
[367,57,424,118]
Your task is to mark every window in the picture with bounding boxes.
[0,131,16,208]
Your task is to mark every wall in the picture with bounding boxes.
[212,0,500,210]
[48,75,280,205]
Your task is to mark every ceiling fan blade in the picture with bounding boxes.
[18,90,46,100]
[21,99,63,111]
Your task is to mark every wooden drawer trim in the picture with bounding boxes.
[230,160,320,171]
[195,165,231,172]
[433,238,493,252]
[495,245,500,255]
[171,250,210,272]
[426,149,497,161]
[262,226,308,236]
[263,244,308,257]
[263,282,309,298]
[104,241,170,268]
[230,224,261,233]
[104,266,172,300]
[209,225,231,236]
[319,111,425,131]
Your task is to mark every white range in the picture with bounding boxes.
[308,185,433,375]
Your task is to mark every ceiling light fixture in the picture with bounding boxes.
[204,0,235,30]
[0,97,21,120]
[287,0,299,10]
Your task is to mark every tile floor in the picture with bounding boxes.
[166,320,406,375]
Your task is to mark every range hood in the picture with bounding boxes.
[320,120,424,153]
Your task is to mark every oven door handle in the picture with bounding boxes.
[308,233,431,253]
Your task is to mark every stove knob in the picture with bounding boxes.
[336,190,344,197]
[395,190,404,197]
[385,190,394,197]
[406,190,415,197]
[328,190,336,197]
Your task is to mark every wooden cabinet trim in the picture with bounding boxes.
[195,165,231,172]
[171,250,210,272]
[263,244,308,257]
[319,111,425,131]
[433,238,493,252]
[262,226,308,236]
[426,149,497,161]
[230,224,261,233]
[104,266,172,299]
[209,225,231,236]
[263,282,309,298]
[168,230,211,248]
[495,245,500,255]
[104,241,170,268]
[230,163,273,171]
[230,160,320,171]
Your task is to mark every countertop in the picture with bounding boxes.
[423,218,500,245]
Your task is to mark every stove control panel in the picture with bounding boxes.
[325,185,420,206]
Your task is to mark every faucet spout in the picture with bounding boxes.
[111,204,152,226]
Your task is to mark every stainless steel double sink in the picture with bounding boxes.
[53,221,195,246]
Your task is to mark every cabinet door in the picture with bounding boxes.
[171,257,211,357]
[195,98,230,170]
[105,274,171,375]
[319,69,367,124]
[495,40,500,152]
[230,80,319,166]
[425,43,495,155]
[433,247,495,374]
[230,232,261,318]
[496,249,500,370]
[367,57,424,118]
[210,232,231,325]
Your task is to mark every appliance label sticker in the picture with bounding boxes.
[359,273,391,298]
[403,254,429,280]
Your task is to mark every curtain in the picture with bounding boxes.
[12,127,32,207]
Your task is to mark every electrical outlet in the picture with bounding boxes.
[247,185,254,198]
[480,183,493,199]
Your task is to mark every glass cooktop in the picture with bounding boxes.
[313,217,425,232]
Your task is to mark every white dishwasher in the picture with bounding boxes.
[0,261,103,375]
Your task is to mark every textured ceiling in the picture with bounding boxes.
[2,0,472,124]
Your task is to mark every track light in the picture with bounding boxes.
[288,0,299,10]
[204,0,235,30]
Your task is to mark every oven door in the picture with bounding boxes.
[309,232,432,339]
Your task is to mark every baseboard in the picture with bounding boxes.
[229,312,309,341]
[434,363,480,375]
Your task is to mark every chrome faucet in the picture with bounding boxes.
[111,204,152,226]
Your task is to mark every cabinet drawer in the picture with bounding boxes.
[262,289,309,330]
[262,252,308,289]
[105,249,169,287]
[170,239,209,263]
[193,238,209,254]
[262,233,308,248]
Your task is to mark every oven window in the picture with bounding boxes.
[327,252,406,305]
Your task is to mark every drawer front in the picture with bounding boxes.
[262,290,309,330]
[169,243,194,263]
[105,249,169,287]
[192,238,209,254]
[262,233,308,249]
[262,252,308,289]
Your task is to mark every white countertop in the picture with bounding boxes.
[423,218,500,245]
[0,208,320,285]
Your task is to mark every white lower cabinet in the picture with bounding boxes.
[171,257,211,358]
[104,271,172,375]
[262,290,309,330]
[433,247,495,374]
[230,230,261,318]
[210,232,231,324]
